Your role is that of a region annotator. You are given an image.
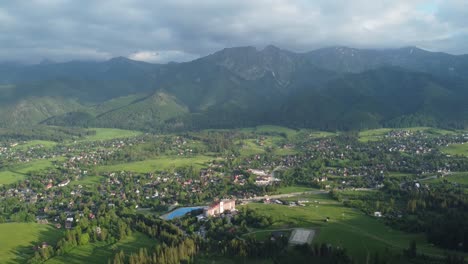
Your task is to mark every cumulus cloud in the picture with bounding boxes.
[0,0,467,63]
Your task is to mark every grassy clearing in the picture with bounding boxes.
[359,127,458,142]
[307,131,337,138]
[46,232,156,264]
[242,192,455,263]
[275,185,316,194]
[83,128,142,141]
[0,158,61,185]
[442,143,468,157]
[14,140,57,150]
[0,223,62,263]
[425,172,468,187]
[97,155,215,173]
[69,175,105,187]
[358,128,392,142]
[388,172,416,178]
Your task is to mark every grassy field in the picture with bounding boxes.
[387,172,416,178]
[0,223,62,263]
[359,127,458,142]
[442,143,468,156]
[358,128,392,142]
[14,140,57,150]
[46,232,156,264]
[425,172,468,187]
[97,155,215,173]
[275,185,316,194]
[0,158,61,185]
[83,128,142,141]
[241,192,457,263]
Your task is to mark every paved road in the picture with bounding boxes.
[240,190,328,202]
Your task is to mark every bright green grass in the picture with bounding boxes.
[0,223,62,263]
[358,128,392,142]
[275,185,316,194]
[359,127,457,142]
[442,143,468,156]
[308,131,337,138]
[14,140,57,150]
[83,128,142,141]
[46,232,156,264]
[242,193,457,263]
[273,147,298,156]
[97,155,214,173]
[0,158,61,185]
[405,127,456,135]
[238,140,266,157]
[425,172,468,186]
[388,172,415,178]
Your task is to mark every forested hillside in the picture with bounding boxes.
[1,46,467,131]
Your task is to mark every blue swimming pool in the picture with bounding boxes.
[163,206,205,220]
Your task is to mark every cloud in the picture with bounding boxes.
[128,50,199,63]
[0,0,467,63]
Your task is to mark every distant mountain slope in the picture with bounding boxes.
[0,45,467,131]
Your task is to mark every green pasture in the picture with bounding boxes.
[96,155,214,173]
[241,192,456,263]
[0,223,62,263]
[0,158,61,185]
[83,128,142,141]
[442,143,468,156]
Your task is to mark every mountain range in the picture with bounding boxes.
[1,45,467,131]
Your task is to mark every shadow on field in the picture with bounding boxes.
[8,224,63,264]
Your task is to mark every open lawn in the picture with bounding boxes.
[0,158,61,185]
[0,223,62,263]
[425,172,468,187]
[14,140,57,150]
[358,128,392,142]
[359,127,458,142]
[241,192,458,263]
[388,172,416,178]
[46,232,156,264]
[96,155,215,173]
[275,185,316,194]
[442,143,468,157]
[83,128,142,141]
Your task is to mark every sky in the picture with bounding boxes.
[0,0,467,64]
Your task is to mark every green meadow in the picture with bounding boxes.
[0,223,62,263]
[275,185,316,194]
[242,192,457,263]
[0,158,61,185]
[46,232,156,264]
[425,172,468,187]
[83,128,142,141]
[442,143,468,156]
[97,155,215,173]
[14,140,57,150]
[359,127,457,142]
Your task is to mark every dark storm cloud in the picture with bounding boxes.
[0,0,467,63]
